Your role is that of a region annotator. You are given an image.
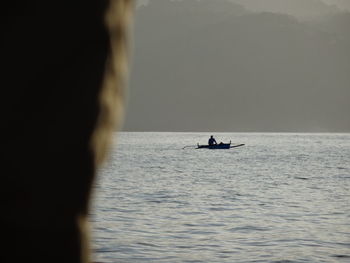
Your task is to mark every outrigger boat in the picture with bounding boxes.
[196,141,245,149]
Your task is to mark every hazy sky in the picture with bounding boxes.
[137,0,350,11]
[126,0,350,132]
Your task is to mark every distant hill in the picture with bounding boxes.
[322,0,350,11]
[125,0,350,132]
[229,0,339,19]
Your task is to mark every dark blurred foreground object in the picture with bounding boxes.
[1,1,133,262]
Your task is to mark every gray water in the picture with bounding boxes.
[90,132,350,263]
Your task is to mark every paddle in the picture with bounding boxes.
[230,144,245,148]
[182,145,196,149]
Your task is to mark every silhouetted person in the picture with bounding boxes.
[208,135,217,146]
[2,1,133,263]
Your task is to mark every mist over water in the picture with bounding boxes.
[91,132,350,263]
[126,0,350,132]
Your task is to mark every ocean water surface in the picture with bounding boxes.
[90,132,350,263]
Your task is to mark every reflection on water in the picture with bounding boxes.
[91,133,350,262]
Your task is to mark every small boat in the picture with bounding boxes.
[196,141,245,149]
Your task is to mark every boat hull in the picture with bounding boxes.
[196,143,245,149]
[197,143,231,149]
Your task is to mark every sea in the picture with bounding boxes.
[90,132,350,263]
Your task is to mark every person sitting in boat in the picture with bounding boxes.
[208,135,217,146]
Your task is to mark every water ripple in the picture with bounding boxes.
[91,132,350,263]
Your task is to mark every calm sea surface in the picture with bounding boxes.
[90,132,350,263]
